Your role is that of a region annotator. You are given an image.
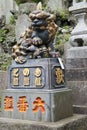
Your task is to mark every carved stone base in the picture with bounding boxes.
[8,58,65,89]
[1,88,73,122]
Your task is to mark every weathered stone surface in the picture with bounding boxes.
[66,69,87,81]
[19,2,36,14]
[65,47,87,114]
[73,105,87,114]
[0,71,7,95]
[69,1,87,14]
[47,0,66,12]
[1,88,72,122]
[65,46,87,59]
[15,14,31,40]
[9,58,65,89]
[66,81,87,106]
[0,0,18,23]
[65,58,87,68]
[65,79,87,113]
[0,114,87,130]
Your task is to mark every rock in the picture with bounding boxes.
[47,0,66,12]
[0,15,6,28]
[19,2,37,14]
[0,0,19,24]
[15,14,31,40]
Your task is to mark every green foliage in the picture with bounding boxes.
[10,15,17,25]
[0,54,12,71]
[54,26,70,56]
[15,0,28,5]
[58,10,69,20]
[15,0,43,5]
[32,0,43,3]
[0,29,7,43]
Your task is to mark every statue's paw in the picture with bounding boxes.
[15,56,26,64]
[33,37,42,45]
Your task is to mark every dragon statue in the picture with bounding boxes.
[12,2,58,63]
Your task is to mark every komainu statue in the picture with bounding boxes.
[12,2,58,63]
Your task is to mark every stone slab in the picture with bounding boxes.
[69,3,87,14]
[65,58,87,68]
[65,46,87,59]
[66,81,87,106]
[1,88,72,122]
[73,105,87,114]
[0,114,87,130]
[66,69,87,81]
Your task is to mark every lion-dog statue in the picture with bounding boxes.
[12,2,58,63]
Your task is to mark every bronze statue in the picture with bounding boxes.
[12,2,58,63]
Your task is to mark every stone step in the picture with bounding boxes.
[0,114,87,130]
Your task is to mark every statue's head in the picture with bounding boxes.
[29,2,56,31]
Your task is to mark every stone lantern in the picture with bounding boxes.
[65,0,87,114]
[69,0,87,46]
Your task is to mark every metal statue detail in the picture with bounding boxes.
[12,2,58,63]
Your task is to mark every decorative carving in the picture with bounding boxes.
[12,68,19,77]
[13,77,19,86]
[23,68,30,76]
[17,96,29,112]
[55,68,64,84]
[32,97,45,113]
[23,68,30,86]
[12,2,58,63]
[34,68,42,86]
[4,96,13,111]
[35,77,42,86]
[24,77,30,86]
[34,68,41,77]
[12,68,19,86]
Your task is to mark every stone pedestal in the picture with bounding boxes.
[1,58,73,122]
[65,47,87,114]
[1,88,72,122]
[8,58,65,89]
